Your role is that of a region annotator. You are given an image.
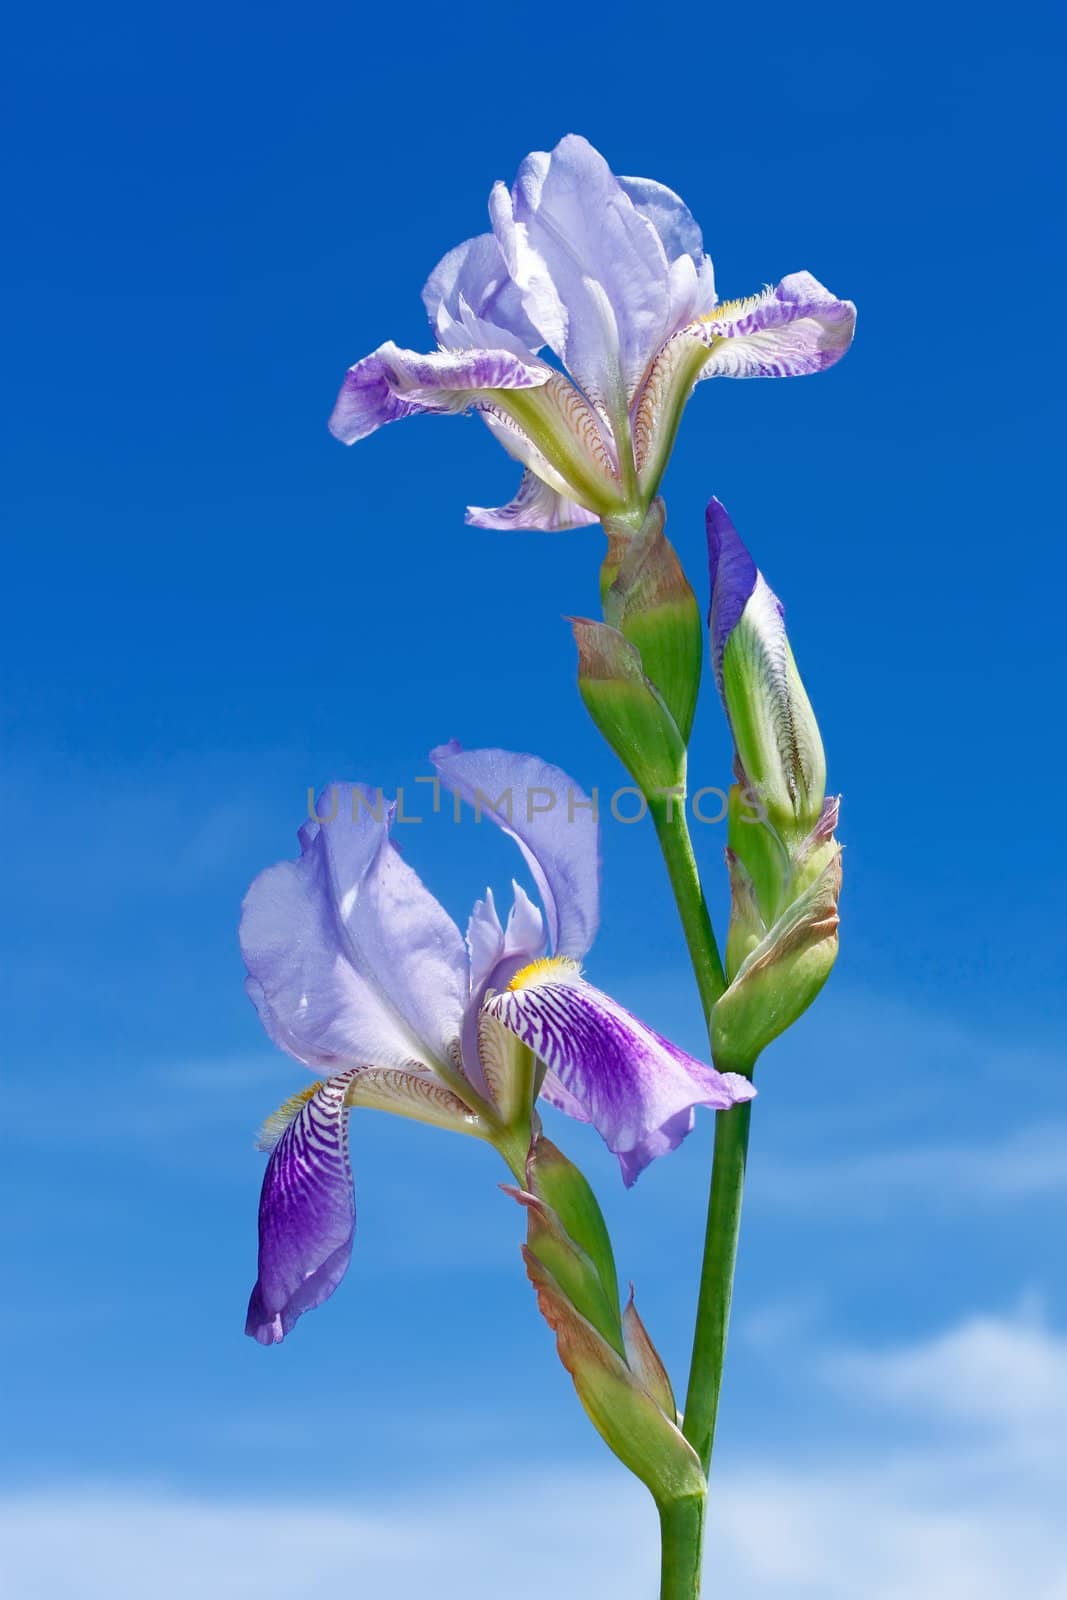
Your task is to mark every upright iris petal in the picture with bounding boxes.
[430,741,599,959]
[329,135,855,532]
[488,138,714,420]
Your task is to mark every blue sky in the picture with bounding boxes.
[3,1,1066,1593]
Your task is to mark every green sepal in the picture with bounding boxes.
[601,498,703,744]
[523,1249,706,1508]
[712,844,842,1067]
[526,1136,621,1317]
[505,1187,625,1358]
[725,780,790,945]
[572,619,686,795]
[623,1289,678,1424]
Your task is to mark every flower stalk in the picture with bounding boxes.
[659,1495,706,1600]
[300,127,856,1600]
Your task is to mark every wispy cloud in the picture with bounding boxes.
[829,1298,1067,1438]
[753,1119,1067,1216]
[5,1309,1065,1600]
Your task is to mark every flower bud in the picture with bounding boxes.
[522,1250,705,1505]
[712,839,841,1067]
[602,499,703,745]
[707,498,825,843]
[524,1136,621,1317]
[571,618,686,795]
[706,501,842,1065]
[510,1138,703,1506]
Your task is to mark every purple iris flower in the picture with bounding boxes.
[329,134,855,532]
[240,743,753,1343]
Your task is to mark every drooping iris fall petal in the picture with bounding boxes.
[245,1073,357,1346]
[486,960,755,1185]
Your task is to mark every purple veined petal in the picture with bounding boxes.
[348,1064,487,1135]
[490,135,689,415]
[241,794,431,1073]
[422,233,543,357]
[467,466,602,532]
[538,1069,592,1125]
[246,1072,357,1345]
[431,742,600,962]
[485,965,755,1185]
[706,497,761,691]
[473,379,622,523]
[313,787,469,1076]
[690,272,856,380]
[634,273,855,497]
[328,340,551,445]
[470,405,600,532]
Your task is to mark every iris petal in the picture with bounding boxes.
[328,806,469,1079]
[486,973,755,1184]
[328,341,550,445]
[466,468,602,532]
[431,743,599,961]
[241,803,426,1073]
[490,135,696,415]
[246,1071,357,1345]
[422,232,543,357]
[242,784,468,1078]
[693,272,856,380]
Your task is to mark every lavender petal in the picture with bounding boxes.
[431,742,599,961]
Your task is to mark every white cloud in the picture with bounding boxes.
[0,1475,657,1600]
[753,1119,1067,1215]
[711,1457,1067,1600]
[5,1310,1065,1600]
[830,1299,1067,1437]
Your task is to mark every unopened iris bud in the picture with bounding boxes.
[713,834,842,1066]
[510,1135,704,1506]
[571,618,686,795]
[707,498,825,843]
[525,1136,621,1317]
[601,499,703,746]
[706,501,843,1065]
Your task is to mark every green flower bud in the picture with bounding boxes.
[712,837,842,1068]
[601,498,703,745]
[571,618,686,795]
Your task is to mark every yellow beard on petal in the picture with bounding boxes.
[696,288,771,327]
[507,954,582,992]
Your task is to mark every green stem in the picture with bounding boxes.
[650,792,752,1478]
[658,1495,706,1600]
[680,1097,751,1473]
[649,794,727,1019]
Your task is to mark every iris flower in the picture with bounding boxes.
[329,134,855,532]
[241,743,754,1343]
